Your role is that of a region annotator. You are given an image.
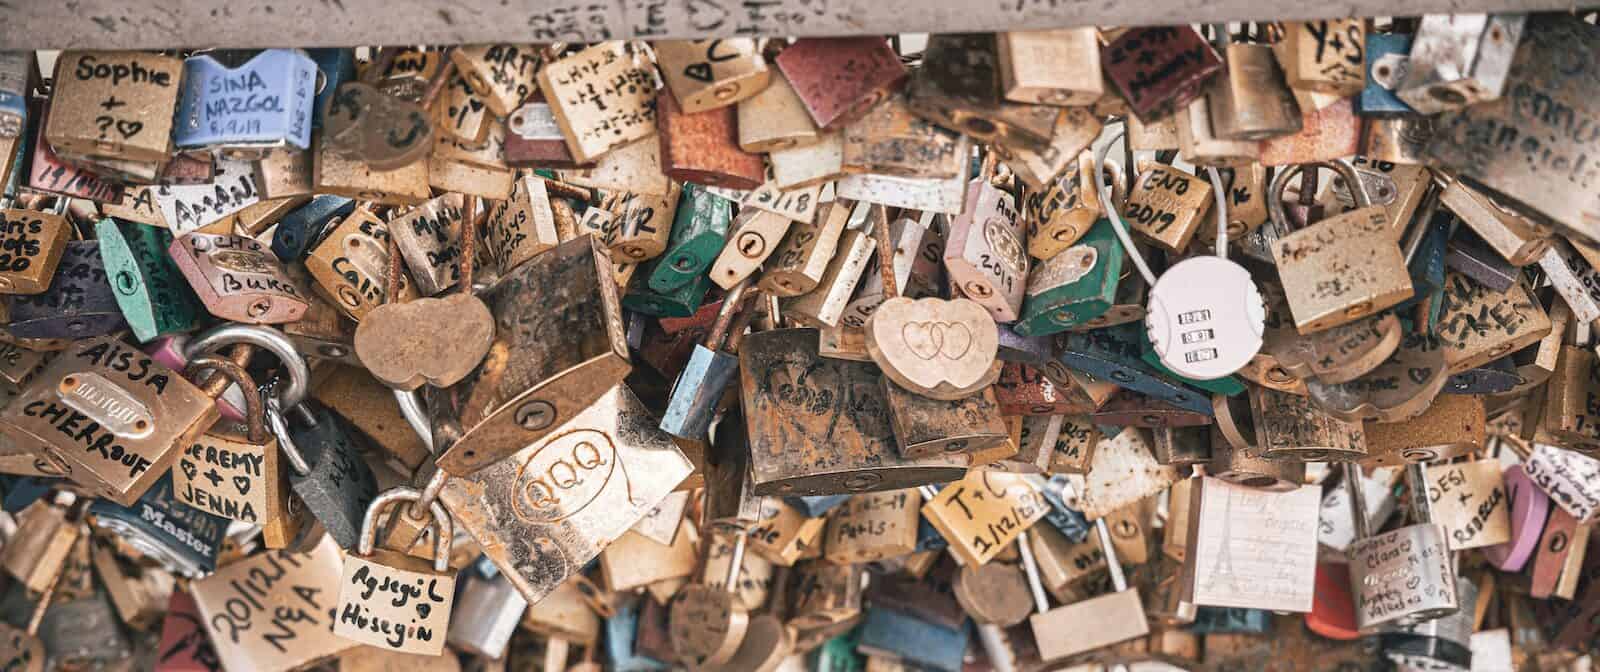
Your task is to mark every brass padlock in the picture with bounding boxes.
[1269,160,1413,333]
[0,199,70,296]
[1020,520,1151,661]
[1208,30,1302,141]
[653,39,770,114]
[431,235,630,475]
[921,470,1048,567]
[1438,176,1552,267]
[1250,385,1367,462]
[172,356,288,525]
[334,488,456,655]
[1274,19,1368,96]
[1124,161,1213,254]
[843,93,967,179]
[536,43,660,164]
[737,72,820,153]
[903,34,1059,150]
[996,29,1103,106]
[304,204,418,321]
[47,52,183,164]
[822,489,923,565]
[449,44,541,118]
[191,537,355,672]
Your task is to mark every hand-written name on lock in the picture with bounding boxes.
[1301,20,1364,82]
[512,428,620,523]
[180,440,268,522]
[159,171,261,232]
[1451,487,1504,546]
[1438,274,1538,348]
[1276,210,1389,262]
[12,257,106,311]
[206,551,330,650]
[0,212,47,272]
[1438,83,1600,191]
[340,564,449,648]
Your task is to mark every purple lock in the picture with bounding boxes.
[1482,465,1550,572]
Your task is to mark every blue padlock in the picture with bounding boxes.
[1056,323,1213,415]
[1359,33,1416,116]
[88,473,227,577]
[305,48,357,130]
[787,494,852,518]
[0,52,32,139]
[271,194,354,262]
[606,596,670,672]
[856,607,970,672]
[174,49,318,157]
[1033,474,1092,543]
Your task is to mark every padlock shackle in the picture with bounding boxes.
[723,531,747,594]
[867,204,899,300]
[705,278,753,351]
[1266,159,1370,234]
[395,388,435,454]
[1013,530,1051,615]
[1204,166,1230,256]
[184,355,268,444]
[1094,126,1158,288]
[1404,463,1434,525]
[186,324,310,409]
[1341,462,1372,541]
[357,486,454,573]
[1095,518,1129,592]
[265,396,314,477]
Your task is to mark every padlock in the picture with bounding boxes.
[438,384,691,605]
[311,134,434,207]
[0,51,32,139]
[1341,462,1458,633]
[603,595,670,672]
[1274,19,1367,96]
[1208,30,1302,141]
[1436,271,1550,375]
[1123,162,1214,254]
[647,183,732,294]
[1524,443,1600,524]
[173,49,318,158]
[95,218,201,343]
[1269,160,1413,332]
[1020,519,1150,661]
[1424,16,1598,243]
[903,34,1058,150]
[1055,324,1212,415]
[484,177,561,278]
[537,42,660,164]
[1443,235,1519,294]
[996,29,1102,106]
[91,533,174,631]
[670,531,753,668]
[660,281,756,440]
[332,488,455,655]
[783,227,877,329]
[448,44,539,118]
[4,240,125,340]
[431,235,628,474]
[943,163,1027,321]
[1249,385,1367,462]
[702,406,763,533]
[921,470,1047,566]
[1358,32,1415,116]
[1438,176,1552,267]
[0,198,69,296]
[1177,92,1261,166]
[821,489,922,565]
[2,496,82,594]
[89,472,230,577]
[191,536,354,672]
[1014,217,1124,336]
[169,232,309,324]
[46,51,183,164]
[843,93,967,179]
[1381,574,1476,671]
[625,253,714,318]
[1101,26,1223,122]
[1359,116,1437,166]
[741,328,966,495]
[758,198,848,297]
[745,498,826,567]
[855,606,968,672]
[1411,458,1512,552]
[1180,476,1320,613]
[1336,157,1430,240]
[1207,402,1305,493]
[657,92,765,190]
[709,207,794,291]
[505,93,593,169]
[773,38,906,131]
[992,106,1103,193]
[171,354,287,525]
[384,193,469,297]
[269,194,352,262]
[430,121,514,201]
[654,39,770,114]
[840,207,942,328]
[0,335,220,505]
[1396,14,1525,114]
[434,66,493,152]
[1022,152,1106,260]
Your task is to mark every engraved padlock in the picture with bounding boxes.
[1342,462,1458,633]
[169,232,310,324]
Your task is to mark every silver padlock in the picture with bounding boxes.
[1343,462,1458,634]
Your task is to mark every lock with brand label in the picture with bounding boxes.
[174,49,317,159]
[169,232,309,324]
[333,487,455,655]
[1397,14,1525,114]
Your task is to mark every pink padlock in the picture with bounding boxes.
[1482,465,1550,573]
[145,334,248,422]
[168,232,309,325]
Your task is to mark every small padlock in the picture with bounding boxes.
[1396,14,1525,114]
[921,470,1048,567]
[1208,28,1303,141]
[1207,398,1305,492]
[448,44,540,118]
[0,198,69,296]
[758,198,849,298]
[1123,161,1213,254]
[173,49,318,158]
[26,104,124,205]
[269,194,353,262]
[657,92,766,190]
[670,531,752,668]
[95,218,202,343]
[1101,26,1224,122]
[783,227,877,329]
[172,354,287,525]
[773,38,906,131]
[537,43,660,164]
[169,232,310,324]
[996,29,1103,106]
[654,39,770,114]
[1250,385,1367,462]
[1257,95,1362,167]
[46,51,184,165]
[1342,462,1458,633]
[505,93,594,169]
[855,606,968,672]
[333,488,455,655]
[821,489,923,565]
[840,207,943,328]
[1274,19,1368,96]
[943,159,1027,321]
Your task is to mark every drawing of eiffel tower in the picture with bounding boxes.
[1209,487,1243,594]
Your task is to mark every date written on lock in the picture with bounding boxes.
[922,469,1049,566]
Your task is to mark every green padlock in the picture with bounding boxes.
[648,183,733,294]
[1014,218,1124,336]
[94,217,201,343]
[625,254,714,318]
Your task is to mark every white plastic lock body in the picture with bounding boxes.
[1145,255,1265,380]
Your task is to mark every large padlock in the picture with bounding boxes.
[1341,462,1458,633]
[1269,160,1413,333]
[0,335,217,506]
[95,218,202,343]
[431,235,630,475]
[740,328,967,496]
[334,488,455,655]
[438,385,692,606]
[773,37,906,131]
[1208,30,1302,141]
[903,34,1058,150]
[1179,476,1320,613]
[173,49,318,159]
[88,472,229,577]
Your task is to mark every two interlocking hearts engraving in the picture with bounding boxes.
[900,320,974,361]
[866,297,1002,401]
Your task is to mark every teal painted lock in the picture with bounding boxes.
[1015,217,1124,336]
[649,183,732,294]
[94,217,201,343]
[626,254,714,318]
